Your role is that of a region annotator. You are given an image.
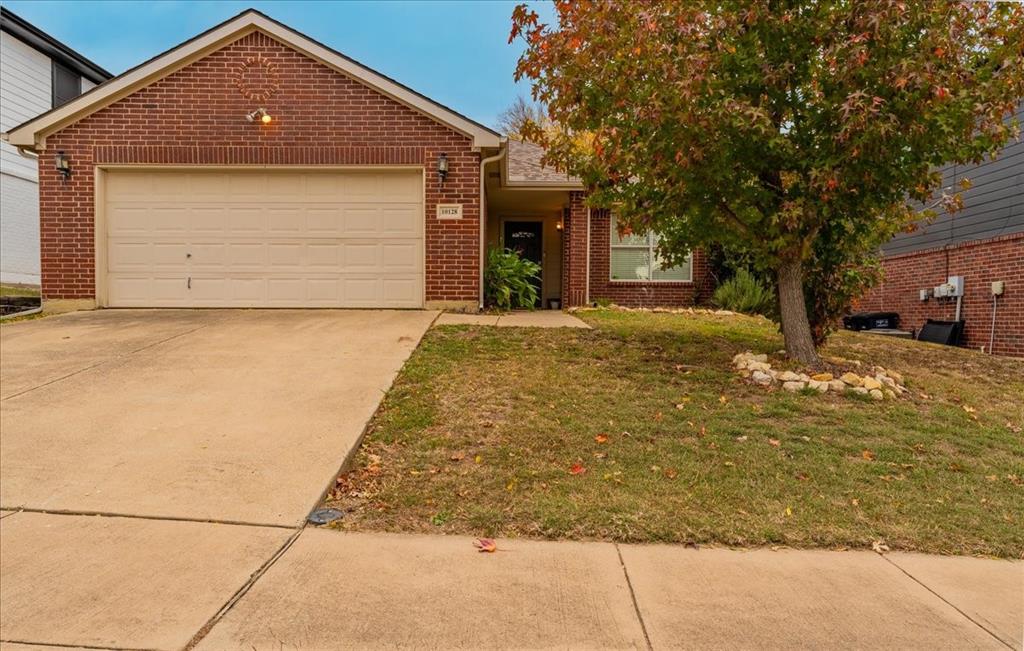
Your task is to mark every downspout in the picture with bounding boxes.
[479,146,507,311]
[585,206,591,306]
[16,146,39,160]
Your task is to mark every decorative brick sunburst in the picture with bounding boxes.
[233,54,280,102]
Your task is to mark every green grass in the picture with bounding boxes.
[0,284,40,297]
[325,309,1024,558]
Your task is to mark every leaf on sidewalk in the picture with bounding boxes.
[871,540,889,553]
[474,538,497,553]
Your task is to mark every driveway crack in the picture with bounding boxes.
[1,323,210,402]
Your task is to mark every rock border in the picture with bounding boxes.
[733,352,907,400]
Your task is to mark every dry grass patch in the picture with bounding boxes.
[325,309,1023,558]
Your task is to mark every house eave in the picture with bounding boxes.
[4,9,502,150]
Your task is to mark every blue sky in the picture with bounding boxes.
[1,0,555,129]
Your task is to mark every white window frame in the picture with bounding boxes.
[609,216,692,283]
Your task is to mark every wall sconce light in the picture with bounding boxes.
[556,220,563,231]
[245,108,273,124]
[55,151,71,181]
[437,152,449,182]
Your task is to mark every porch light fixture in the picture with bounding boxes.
[54,151,71,180]
[246,107,272,124]
[437,152,449,182]
[556,220,563,231]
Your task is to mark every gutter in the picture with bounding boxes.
[479,146,507,310]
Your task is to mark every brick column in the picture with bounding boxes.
[562,191,588,307]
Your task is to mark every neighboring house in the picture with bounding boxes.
[857,102,1023,357]
[2,9,710,312]
[0,7,111,286]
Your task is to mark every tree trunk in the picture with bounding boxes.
[776,258,820,366]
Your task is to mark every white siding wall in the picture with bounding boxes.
[1,30,51,285]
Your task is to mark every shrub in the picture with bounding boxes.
[712,268,774,316]
[485,247,541,311]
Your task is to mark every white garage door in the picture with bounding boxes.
[102,169,423,308]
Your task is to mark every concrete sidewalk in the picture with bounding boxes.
[192,530,1018,650]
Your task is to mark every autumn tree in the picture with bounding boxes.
[512,1,1023,364]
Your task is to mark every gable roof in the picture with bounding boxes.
[504,139,583,189]
[3,8,502,150]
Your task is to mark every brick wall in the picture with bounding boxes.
[584,209,713,307]
[856,233,1024,357]
[38,30,480,304]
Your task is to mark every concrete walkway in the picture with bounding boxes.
[435,310,591,328]
[1,310,1020,650]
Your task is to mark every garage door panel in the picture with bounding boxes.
[104,169,424,308]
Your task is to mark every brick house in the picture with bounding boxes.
[856,102,1023,357]
[3,10,710,313]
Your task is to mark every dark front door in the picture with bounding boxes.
[503,221,543,306]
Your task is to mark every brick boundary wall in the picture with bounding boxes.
[855,233,1024,357]
[38,31,480,306]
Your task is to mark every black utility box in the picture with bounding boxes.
[917,319,965,346]
[843,312,900,331]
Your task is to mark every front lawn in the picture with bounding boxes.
[325,309,1024,558]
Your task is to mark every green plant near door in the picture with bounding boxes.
[484,247,541,311]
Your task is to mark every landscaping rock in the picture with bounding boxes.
[862,377,883,391]
[798,373,812,383]
[840,372,863,387]
[851,387,869,395]
[811,372,834,382]
[751,370,773,385]
[869,389,884,401]
[888,370,904,384]
[884,389,897,400]
[828,380,847,393]
[746,361,772,372]
[782,381,806,392]
[807,379,828,393]
[778,371,802,382]
[751,353,768,363]
[878,375,897,389]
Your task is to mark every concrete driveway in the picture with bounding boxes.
[0,309,436,525]
[0,309,435,649]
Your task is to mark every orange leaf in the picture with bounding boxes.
[664,468,678,479]
[594,434,609,444]
[569,463,587,475]
[473,538,497,553]
[768,438,781,447]
[861,449,876,460]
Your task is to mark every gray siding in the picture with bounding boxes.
[883,103,1023,256]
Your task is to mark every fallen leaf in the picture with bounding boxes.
[719,395,728,404]
[851,498,860,506]
[724,461,735,467]
[962,405,977,414]
[449,452,466,462]
[699,425,707,437]
[785,506,793,517]
[664,468,678,479]
[569,463,586,475]
[768,438,781,447]
[795,472,809,481]
[654,411,664,422]
[861,449,876,461]
[871,540,889,553]
[474,455,483,464]
[595,434,609,444]
[735,435,748,442]
[473,538,497,553]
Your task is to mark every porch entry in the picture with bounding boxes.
[503,220,543,307]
